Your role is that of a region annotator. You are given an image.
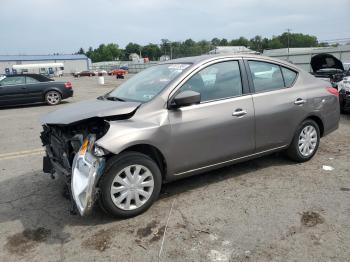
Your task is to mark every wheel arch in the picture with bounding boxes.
[288,114,325,147]
[116,144,167,179]
[305,115,324,137]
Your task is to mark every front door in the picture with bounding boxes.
[167,60,255,175]
[0,76,28,106]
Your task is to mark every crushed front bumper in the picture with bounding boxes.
[71,150,105,216]
[43,134,106,216]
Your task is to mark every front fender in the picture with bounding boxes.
[96,110,170,157]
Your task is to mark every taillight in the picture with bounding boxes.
[326,87,339,97]
[64,82,72,89]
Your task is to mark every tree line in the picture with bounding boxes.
[77,33,332,63]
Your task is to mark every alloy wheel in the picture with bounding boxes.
[46,91,61,105]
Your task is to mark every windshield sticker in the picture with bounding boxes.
[168,64,190,70]
[143,94,154,100]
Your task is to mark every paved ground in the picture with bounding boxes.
[0,75,349,262]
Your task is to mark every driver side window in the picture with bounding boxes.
[179,61,243,102]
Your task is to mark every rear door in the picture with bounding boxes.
[167,59,255,175]
[244,59,304,152]
[0,76,28,105]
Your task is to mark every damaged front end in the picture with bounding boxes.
[40,119,109,216]
[71,135,105,215]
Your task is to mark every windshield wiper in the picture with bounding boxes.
[105,96,126,102]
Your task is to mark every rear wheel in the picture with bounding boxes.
[286,119,320,162]
[99,152,162,218]
[45,90,61,105]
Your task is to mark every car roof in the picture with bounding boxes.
[161,54,299,70]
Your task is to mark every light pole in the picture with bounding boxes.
[170,43,173,60]
[286,28,292,57]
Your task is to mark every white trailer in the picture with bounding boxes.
[12,62,64,76]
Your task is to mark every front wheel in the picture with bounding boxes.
[286,119,320,162]
[99,152,162,218]
[45,90,62,105]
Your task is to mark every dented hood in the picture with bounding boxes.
[41,99,141,125]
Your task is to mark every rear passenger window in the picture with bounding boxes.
[281,67,297,87]
[248,61,285,93]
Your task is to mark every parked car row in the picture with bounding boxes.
[0,74,73,106]
[73,68,128,78]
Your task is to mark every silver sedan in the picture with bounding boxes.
[41,54,340,218]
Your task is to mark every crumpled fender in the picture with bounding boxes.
[96,109,170,156]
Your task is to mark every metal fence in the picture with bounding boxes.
[92,61,158,73]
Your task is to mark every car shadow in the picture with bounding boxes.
[159,152,293,199]
[0,152,294,249]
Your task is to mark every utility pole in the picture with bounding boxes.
[286,28,292,57]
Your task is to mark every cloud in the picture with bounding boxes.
[0,0,349,54]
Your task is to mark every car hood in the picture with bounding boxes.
[41,99,141,125]
[311,53,344,72]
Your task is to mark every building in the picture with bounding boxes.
[209,46,258,55]
[0,54,90,75]
[263,45,350,72]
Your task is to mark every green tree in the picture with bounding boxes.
[124,42,141,59]
[142,44,161,60]
[77,47,85,55]
[211,38,220,46]
[219,38,228,46]
[230,37,250,47]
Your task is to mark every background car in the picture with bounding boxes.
[108,68,128,78]
[73,70,98,77]
[119,65,129,70]
[0,74,73,106]
[338,76,350,112]
[97,70,108,76]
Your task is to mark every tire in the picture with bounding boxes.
[45,90,62,105]
[286,119,320,162]
[99,152,162,218]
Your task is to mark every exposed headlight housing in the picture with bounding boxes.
[94,144,108,157]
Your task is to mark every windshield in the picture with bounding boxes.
[107,63,190,102]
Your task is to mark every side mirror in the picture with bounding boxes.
[172,90,201,108]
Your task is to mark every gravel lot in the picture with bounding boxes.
[0,75,349,262]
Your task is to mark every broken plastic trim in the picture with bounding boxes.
[71,134,105,216]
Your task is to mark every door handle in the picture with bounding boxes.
[294,98,306,105]
[232,109,247,117]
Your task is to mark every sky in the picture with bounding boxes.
[1,0,350,55]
